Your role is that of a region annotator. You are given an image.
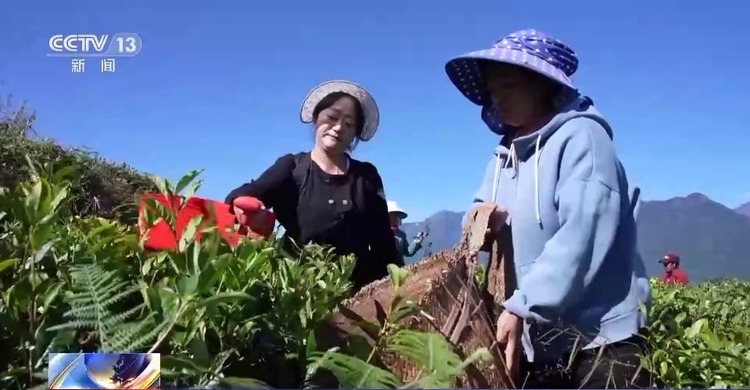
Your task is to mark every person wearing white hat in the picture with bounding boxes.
[225,80,400,291]
[387,200,427,264]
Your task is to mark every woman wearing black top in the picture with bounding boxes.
[225,80,400,291]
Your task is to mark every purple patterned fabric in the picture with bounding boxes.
[445,29,580,135]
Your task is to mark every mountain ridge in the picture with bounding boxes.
[402,193,750,282]
[736,201,750,219]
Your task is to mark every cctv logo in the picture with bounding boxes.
[49,34,109,53]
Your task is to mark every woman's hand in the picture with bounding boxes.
[496,310,522,378]
[487,205,508,236]
[233,196,264,223]
[475,202,508,248]
[232,196,274,237]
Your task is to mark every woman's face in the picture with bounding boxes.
[314,95,359,154]
[484,63,553,128]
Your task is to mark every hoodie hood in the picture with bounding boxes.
[506,97,612,161]
[488,98,612,224]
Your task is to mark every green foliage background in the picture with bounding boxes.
[0,97,156,223]
[645,279,750,388]
[1,99,749,388]
[0,159,493,389]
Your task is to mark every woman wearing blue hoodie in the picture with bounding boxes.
[445,29,652,388]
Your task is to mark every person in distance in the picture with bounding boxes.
[445,29,652,388]
[386,200,427,265]
[225,80,401,292]
[659,253,689,286]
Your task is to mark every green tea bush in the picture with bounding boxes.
[0,161,488,389]
[646,278,750,388]
[0,98,155,223]
[2,161,749,389]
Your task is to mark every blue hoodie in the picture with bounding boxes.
[473,97,651,363]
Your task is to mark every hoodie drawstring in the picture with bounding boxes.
[533,135,541,226]
[491,143,515,200]
[491,151,502,202]
[490,135,543,227]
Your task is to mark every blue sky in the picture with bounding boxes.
[2,1,749,222]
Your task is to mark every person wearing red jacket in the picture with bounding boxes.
[659,253,689,286]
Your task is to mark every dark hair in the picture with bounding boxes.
[312,92,366,139]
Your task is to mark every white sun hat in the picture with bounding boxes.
[299,80,380,142]
[386,200,408,219]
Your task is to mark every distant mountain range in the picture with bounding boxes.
[402,194,750,282]
[737,202,750,220]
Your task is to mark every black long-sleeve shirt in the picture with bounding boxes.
[225,152,401,290]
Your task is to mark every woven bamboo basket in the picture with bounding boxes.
[320,203,518,388]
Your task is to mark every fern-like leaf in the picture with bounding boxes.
[308,349,403,388]
[48,263,166,352]
[387,329,473,388]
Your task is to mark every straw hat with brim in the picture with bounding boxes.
[386,200,408,220]
[445,29,580,135]
[300,80,380,142]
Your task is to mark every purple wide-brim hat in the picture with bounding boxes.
[445,29,579,135]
